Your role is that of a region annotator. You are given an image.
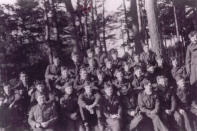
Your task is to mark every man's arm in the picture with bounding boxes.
[185,46,191,74]
[138,93,151,114]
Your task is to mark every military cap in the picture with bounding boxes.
[141,78,151,87]
[87,48,93,54]
[134,65,142,71]
[188,30,197,39]
[104,81,113,89]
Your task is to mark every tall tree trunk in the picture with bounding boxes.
[173,4,180,37]
[91,0,97,47]
[145,0,163,56]
[64,0,80,49]
[102,0,107,53]
[50,0,60,41]
[128,0,142,53]
[43,0,53,64]
[123,0,130,43]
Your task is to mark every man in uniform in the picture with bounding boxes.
[155,76,179,130]
[132,66,144,92]
[140,44,156,67]
[3,82,24,131]
[28,94,58,131]
[185,31,197,90]
[45,57,61,91]
[138,79,169,131]
[101,82,122,131]
[174,76,193,131]
[60,82,84,131]
[78,81,102,131]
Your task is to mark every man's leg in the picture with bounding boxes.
[182,111,192,131]
[129,114,143,131]
[147,114,169,131]
[106,118,121,131]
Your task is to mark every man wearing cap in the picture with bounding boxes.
[110,49,122,69]
[155,76,179,130]
[132,66,144,92]
[94,46,103,67]
[70,52,82,79]
[83,49,96,66]
[122,46,135,64]
[78,81,102,131]
[174,76,193,131]
[119,81,142,131]
[60,82,84,131]
[102,59,115,80]
[28,94,58,131]
[138,78,169,131]
[185,31,197,89]
[113,69,131,96]
[140,44,156,66]
[74,68,91,94]
[3,82,25,131]
[45,57,61,91]
[171,57,187,81]
[86,58,98,81]
[101,82,122,131]
[55,66,73,96]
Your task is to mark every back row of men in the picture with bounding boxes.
[0,31,197,131]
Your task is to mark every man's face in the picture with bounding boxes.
[84,85,92,95]
[172,59,178,67]
[144,83,152,92]
[135,69,142,77]
[53,58,60,66]
[116,72,123,81]
[95,47,100,54]
[36,84,45,92]
[147,66,155,74]
[87,52,93,58]
[190,34,197,44]
[37,96,46,105]
[61,70,68,78]
[112,54,117,60]
[20,73,28,83]
[124,64,129,72]
[157,59,163,66]
[3,85,10,95]
[65,86,73,95]
[105,87,113,97]
[80,70,87,79]
[97,74,103,81]
[106,62,112,69]
[72,55,78,63]
[128,49,133,55]
[143,45,149,53]
[134,56,139,63]
[158,78,167,87]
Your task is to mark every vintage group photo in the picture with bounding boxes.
[0,0,197,131]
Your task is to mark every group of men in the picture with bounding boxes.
[0,31,197,131]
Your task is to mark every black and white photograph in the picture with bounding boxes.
[0,0,197,131]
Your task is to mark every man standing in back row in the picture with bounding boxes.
[185,31,197,93]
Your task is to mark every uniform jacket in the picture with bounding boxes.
[28,102,58,129]
[138,91,160,114]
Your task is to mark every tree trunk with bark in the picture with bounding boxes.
[145,0,163,56]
